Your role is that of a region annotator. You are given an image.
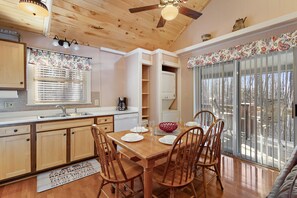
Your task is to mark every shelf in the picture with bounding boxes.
[142,106,149,109]
[142,93,149,95]
[142,115,149,118]
[175,12,297,55]
[142,79,149,82]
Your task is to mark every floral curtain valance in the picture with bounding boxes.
[187,30,297,68]
[28,48,91,71]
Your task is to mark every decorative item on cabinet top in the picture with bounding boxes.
[232,17,247,32]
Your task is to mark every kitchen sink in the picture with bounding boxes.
[66,112,93,117]
[38,112,93,119]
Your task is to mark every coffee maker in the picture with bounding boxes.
[117,97,127,111]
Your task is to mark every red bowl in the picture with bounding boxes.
[159,122,178,133]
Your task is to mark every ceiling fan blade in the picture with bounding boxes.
[129,4,159,13]
[179,6,202,19]
[157,16,166,28]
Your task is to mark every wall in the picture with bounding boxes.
[171,0,297,51]
[174,0,297,121]
[0,29,126,112]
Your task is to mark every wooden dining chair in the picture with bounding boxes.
[153,126,205,198]
[91,124,144,198]
[193,110,217,127]
[195,119,224,197]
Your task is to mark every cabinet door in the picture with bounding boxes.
[0,134,31,180]
[70,126,94,161]
[0,40,25,89]
[36,130,67,171]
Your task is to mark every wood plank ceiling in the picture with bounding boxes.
[0,0,210,52]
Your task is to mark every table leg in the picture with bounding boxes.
[143,162,154,198]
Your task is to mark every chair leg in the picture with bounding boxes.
[202,167,206,198]
[139,175,144,190]
[190,182,198,198]
[169,188,175,198]
[214,164,224,191]
[115,183,120,198]
[97,178,104,198]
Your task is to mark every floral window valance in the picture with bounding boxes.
[28,48,91,71]
[187,30,297,68]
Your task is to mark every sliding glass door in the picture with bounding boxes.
[238,49,294,169]
[194,49,296,169]
[194,62,236,154]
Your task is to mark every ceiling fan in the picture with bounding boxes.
[129,0,202,28]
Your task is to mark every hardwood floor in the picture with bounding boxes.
[0,155,279,198]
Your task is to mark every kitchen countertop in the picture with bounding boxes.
[0,107,138,125]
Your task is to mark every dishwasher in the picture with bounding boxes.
[114,113,139,150]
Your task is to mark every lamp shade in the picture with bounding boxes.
[18,0,49,17]
[161,4,178,21]
[52,38,59,46]
[73,43,79,51]
[63,41,70,49]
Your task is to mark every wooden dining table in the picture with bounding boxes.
[107,128,188,198]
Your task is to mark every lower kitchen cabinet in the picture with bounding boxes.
[70,126,94,161]
[0,134,31,180]
[36,130,67,171]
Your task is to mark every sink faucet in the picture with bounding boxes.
[55,105,67,115]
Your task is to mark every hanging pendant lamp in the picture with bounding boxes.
[18,0,49,17]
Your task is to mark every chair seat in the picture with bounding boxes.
[197,154,219,167]
[100,158,143,183]
[153,162,194,188]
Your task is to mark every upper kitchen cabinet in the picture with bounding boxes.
[0,39,26,90]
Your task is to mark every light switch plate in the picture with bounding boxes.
[4,102,14,108]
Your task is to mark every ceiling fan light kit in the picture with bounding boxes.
[129,0,202,28]
[161,4,179,21]
[52,36,80,51]
[18,0,49,17]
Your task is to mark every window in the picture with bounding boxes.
[27,48,91,105]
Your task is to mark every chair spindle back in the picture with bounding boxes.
[162,127,205,186]
[91,124,127,181]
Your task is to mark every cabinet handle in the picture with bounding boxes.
[20,82,24,85]
[105,127,107,130]
[72,132,75,134]
[26,138,30,141]
[105,119,107,122]
[63,134,66,136]
[14,129,18,132]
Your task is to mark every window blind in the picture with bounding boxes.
[27,48,91,105]
[34,65,88,103]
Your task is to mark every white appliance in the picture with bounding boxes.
[161,71,179,122]
[114,113,138,150]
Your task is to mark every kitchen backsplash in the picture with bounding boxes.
[0,91,100,112]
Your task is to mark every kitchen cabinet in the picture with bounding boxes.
[0,39,26,90]
[70,126,94,161]
[0,134,31,180]
[36,130,67,171]
[0,115,114,182]
[0,124,31,180]
[96,116,114,133]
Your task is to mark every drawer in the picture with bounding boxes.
[36,118,94,132]
[97,123,113,133]
[0,125,30,137]
[96,116,113,124]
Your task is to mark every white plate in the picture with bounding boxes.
[130,127,148,133]
[158,135,183,145]
[121,133,144,142]
[186,121,199,127]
